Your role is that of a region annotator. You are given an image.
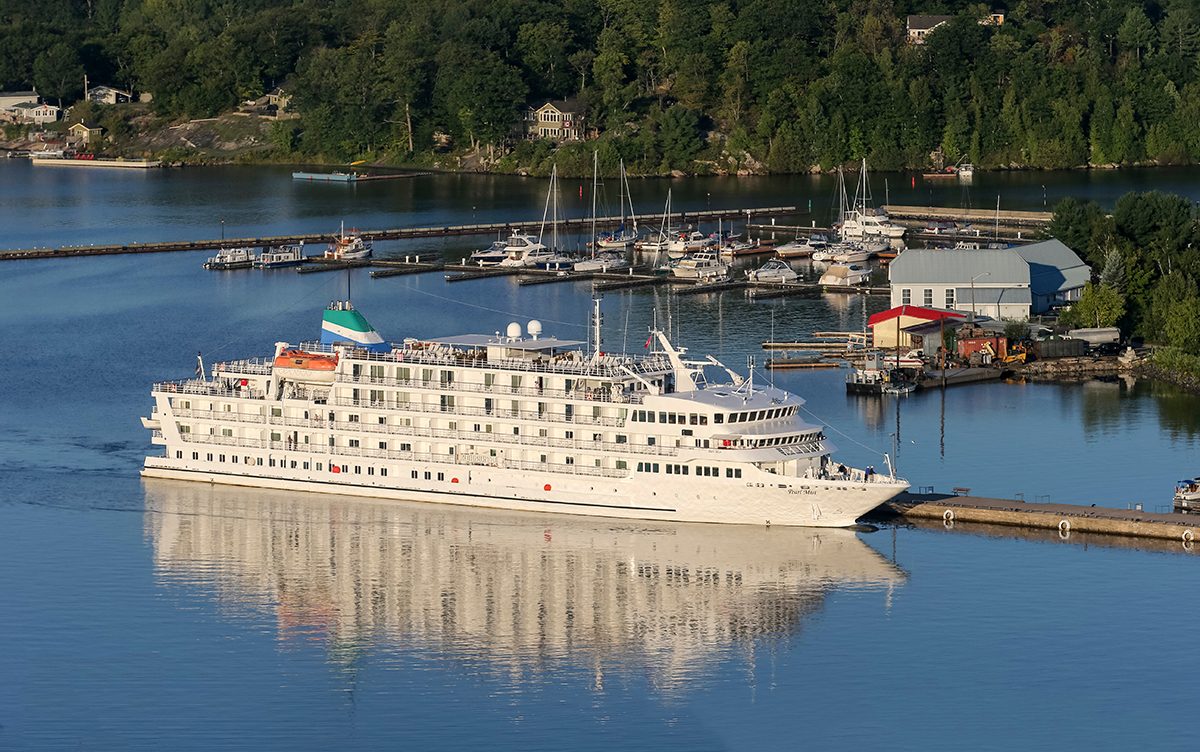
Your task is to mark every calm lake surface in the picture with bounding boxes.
[2,162,1198,751]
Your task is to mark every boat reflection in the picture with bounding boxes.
[144,480,904,688]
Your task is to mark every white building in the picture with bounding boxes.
[12,101,60,123]
[887,240,1091,320]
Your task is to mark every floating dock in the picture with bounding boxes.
[31,156,162,169]
[872,491,1200,546]
[0,205,798,261]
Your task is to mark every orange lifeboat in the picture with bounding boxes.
[273,350,338,383]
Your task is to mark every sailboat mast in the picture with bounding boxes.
[590,151,598,258]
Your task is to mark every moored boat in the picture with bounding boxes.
[204,247,256,270]
[326,223,372,260]
[818,264,871,286]
[257,243,306,269]
[141,298,910,527]
[747,259,799,283]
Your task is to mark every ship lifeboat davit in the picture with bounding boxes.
[273,350,338,384]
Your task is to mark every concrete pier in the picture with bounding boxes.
[871,491,1199,545]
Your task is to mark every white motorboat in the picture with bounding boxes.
[497,234,550,267]
[204,247,256,270]
[667,230,715,259]
[747,259,799,283]
[574,251,629,273]
[672,251,729,279]
[818,264,871,286]
[471,239,511,266]
[831,245,871,264]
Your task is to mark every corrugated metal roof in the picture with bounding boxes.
[867,305,966,327]
[954,286,1032,305]
[889,248,1029,286]
[1012,239,1091,294]
[889,241,1090,296]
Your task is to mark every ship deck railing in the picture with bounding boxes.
[297,340,674,379]
[176,433,629,477]
[154,380,267,399]
[171,407,680,457]
[337,372,647,404]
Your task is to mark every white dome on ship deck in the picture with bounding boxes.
[527,320,542,339]
[506,322,522,339]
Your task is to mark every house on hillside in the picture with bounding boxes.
[887,240,1091,320]
[907,12,1005,43]
[69,122,104,145]
[12,101,60,123]
[0,90,39,113]
[907,16,952,43]
[86,85,133,105]
[519,100,588,141]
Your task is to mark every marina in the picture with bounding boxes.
[6,160,1200,752]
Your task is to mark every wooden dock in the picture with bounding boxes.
[871,491,1200,547]
[0,205,798,261]
[882,204,1053,226]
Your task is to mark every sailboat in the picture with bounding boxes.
[636,189,674,252]
[596,159,638,248]
[837,159,906,240]
[576,152,630,273]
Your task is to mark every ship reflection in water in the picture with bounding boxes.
[144,480,905,691]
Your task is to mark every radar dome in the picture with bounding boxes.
[506,322,522,339]
[527,320,543,339]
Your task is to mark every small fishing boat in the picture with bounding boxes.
[747,259,799,283]
[1174,478,1200,512]
[326,223,372,260]
[204,247,256,270]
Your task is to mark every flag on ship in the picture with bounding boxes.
[320,302,390,352]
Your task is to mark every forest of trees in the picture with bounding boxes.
[1049,190,1200,366]
[5,0,1200,173]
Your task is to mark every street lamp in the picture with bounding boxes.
[970,271,990,323]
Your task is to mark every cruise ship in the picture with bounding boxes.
[141,299,908,526]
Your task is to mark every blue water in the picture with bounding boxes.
[2,163,1198,751]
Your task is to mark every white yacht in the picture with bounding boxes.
[776,233,828,259]
[667,231,715,259]
[818,264,871,286]
[470,239,511,266]
[747,259,799,283]
[204,247,256,270]
[325,224,372,260]
[496,234,551,267]
[837,160,906,240]
[574,251,629,273]
[141,299,908,527]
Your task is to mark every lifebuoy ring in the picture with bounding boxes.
[1058,519,1071,532]
[942,509,954,522]
[1183,529,1194,543]
[168,384,177,392]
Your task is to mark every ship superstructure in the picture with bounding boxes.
[141,300,907,526]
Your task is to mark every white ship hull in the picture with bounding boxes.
[141,458,902,527]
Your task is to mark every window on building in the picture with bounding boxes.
[902,288,911,305]
[924,289,933,307]
[946,288,956,307]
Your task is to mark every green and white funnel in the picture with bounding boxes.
[320,301,389,352]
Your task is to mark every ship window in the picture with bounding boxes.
[379,441,386,449]
[381,468,387,476]
[593,406,600,419]
[413,471,419,479]
[540,455,547,463]
[370,365,385,380]
[666,465,672,474]
[735,469,742,478]
[397,367,410,381]
[682,465,688,475]
[637,462,644,472]
[341,465,348,473]
[714,414,723,424]
[422,369,433,384]
[290,460,297,469]
[484,373,495,387]
[668,413,676,424]
[268,458,274,467]
[176,451,183,459]
[513,427,520,435]
[257,458,263,466]
[440,370,453,385]
[317,463,322,471]
[219,454,225,462]
[652,463,659,473]
[690,414,698,425]
[179,425,191,433]
[566,457,574,465]
[726,468,733,478]
[222,428,232,437]
[700,415,708,425]
[368,467,374,475]
[511,375,521,388]
[303,462,309,470]
[616,460,627,469]
[349,439,359,448]
[565,404,573,420]
[616,435,627,443]
[437,472,445,480]
[271,407,281,417]
[400,443,411,451]
[648,437,655,445]
[349,414,359,422]
[223,404,232,412]
[593,433,602,441]
[659,412,667,423]
[565,430,573,439]
[682,429,693,437]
